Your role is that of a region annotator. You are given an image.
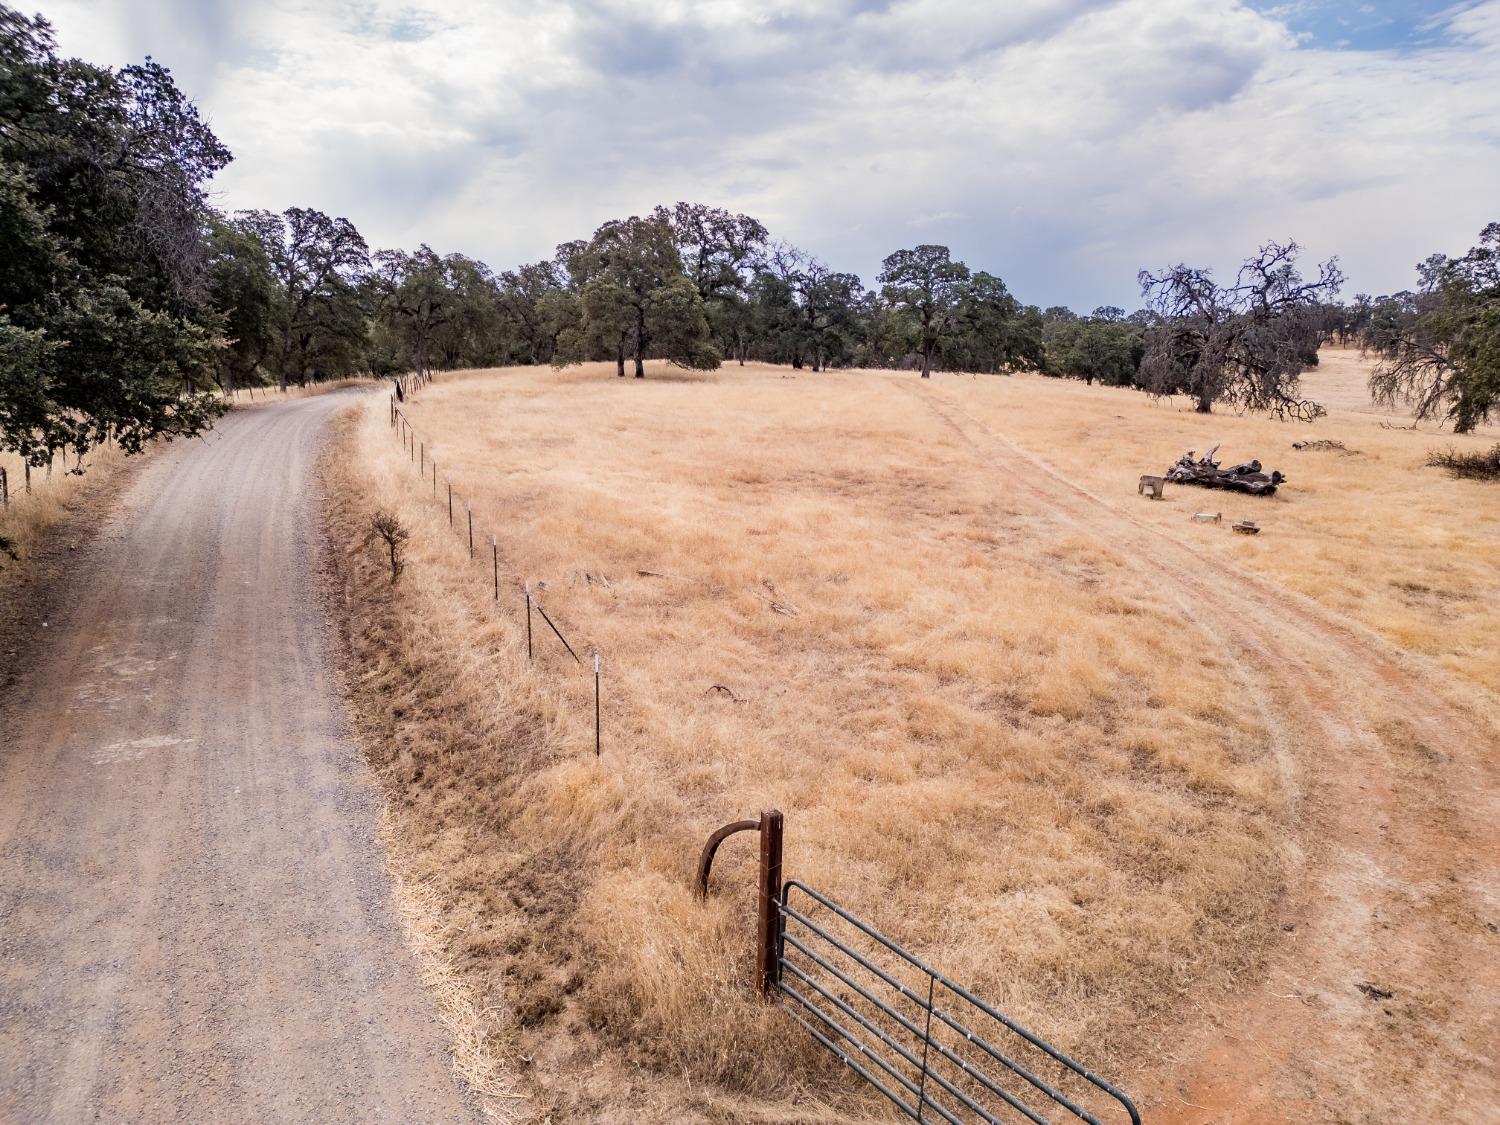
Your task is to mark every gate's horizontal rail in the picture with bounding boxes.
[780,997,927,1119]
[779,927,1052,1124]
[777,880,1140,1125]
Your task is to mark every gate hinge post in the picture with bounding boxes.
[757,808,784,996]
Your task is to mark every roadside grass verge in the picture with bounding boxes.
[1,445,131,581]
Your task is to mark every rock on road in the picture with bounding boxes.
[0,392,477,1123]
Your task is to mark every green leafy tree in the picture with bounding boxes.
[497,258,573,364]
[240,207,370,388]
[653,202,767,303]
[944,272,1043,373]
[1045,316,1142,386]
[373,245,456,379]
[0,7,227,467]
[746,244,865,370]
[878,245,972,378]
[653,202,767,364]
[432,254,503,369]
[748,244,807,367]
[795,261,864,371]
[565,278,634,377]
[1366,224,1500,432]
[562,215,719,376]
[205,213,279,391]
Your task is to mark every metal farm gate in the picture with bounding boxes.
[698,812,1141,1125]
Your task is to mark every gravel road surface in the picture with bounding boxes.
[0,393,477,1123]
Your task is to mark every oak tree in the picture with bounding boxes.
[878,245,971,378]
[1138,241,1342,418]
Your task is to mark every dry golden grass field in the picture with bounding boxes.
[1,445,131,590]
[326,350,1498,1123]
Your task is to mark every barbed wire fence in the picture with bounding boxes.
[386,382,603,757]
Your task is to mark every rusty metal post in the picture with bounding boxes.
[695,819,759,897]
[525,584,533,659]
[467,502,473,557]
[757,809,784,995]
[447,480,452,527]
[593,650,602,756]
[492,535,499,599]
[693,812,785,995]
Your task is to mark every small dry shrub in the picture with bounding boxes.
[370,509,410,583]
[1426,444,1500,480]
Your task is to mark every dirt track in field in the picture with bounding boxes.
[0,393,478,1123]
[911,381,1499,1123]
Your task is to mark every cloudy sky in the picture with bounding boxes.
[36,0,1500,310]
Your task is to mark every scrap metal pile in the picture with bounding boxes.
[1166,444,1284,495]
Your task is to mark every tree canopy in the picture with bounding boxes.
[1,7,227,465]
[877,246,971,378]
[558,214,720,377]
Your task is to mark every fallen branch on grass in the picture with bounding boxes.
[1291,439,1350,452]
[1166,445,1284,495]
[756,579,799,616]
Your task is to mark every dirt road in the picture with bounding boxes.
[913,383,1499,1123]
[0,393,477,1123]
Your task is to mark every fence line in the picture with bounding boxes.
[384,389,601,754]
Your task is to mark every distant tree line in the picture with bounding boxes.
[3,6,1496,477]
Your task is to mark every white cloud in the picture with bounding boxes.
[35,0,1500,308]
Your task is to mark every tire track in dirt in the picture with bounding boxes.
[0,393,480,1123]
[904,381,1499,1122]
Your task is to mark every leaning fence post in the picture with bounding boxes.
[757,809,784,995]
[467,501,473,557]
[447,480,453,527]
[593,650,602,756]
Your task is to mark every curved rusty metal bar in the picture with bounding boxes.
[695,818,759,897]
